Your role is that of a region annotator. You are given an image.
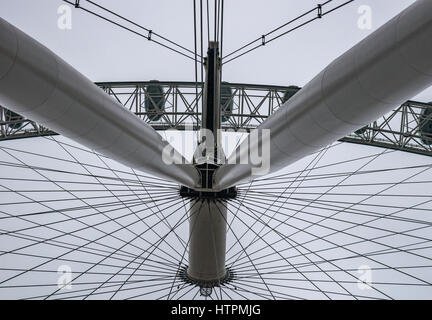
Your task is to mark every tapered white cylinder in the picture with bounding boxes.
[187,200,227,283]
[214,0,432,190]
[0,17,199,188]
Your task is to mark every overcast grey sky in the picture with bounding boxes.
[1,1,432,300]
[0,0,430,102]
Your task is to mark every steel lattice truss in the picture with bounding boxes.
[0,82,431,158]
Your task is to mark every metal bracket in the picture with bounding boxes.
[195,163,219,190]
[179,185,237,200]
[179,163,237,198]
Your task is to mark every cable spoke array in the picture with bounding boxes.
[1,0,431,301]
[0,135,431,299]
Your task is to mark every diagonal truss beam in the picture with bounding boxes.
[213,0,432,190]
[0,17,199,188]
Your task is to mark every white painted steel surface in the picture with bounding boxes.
[0,17,199,188]
[214,0,432,190]
[187,200,227,283]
